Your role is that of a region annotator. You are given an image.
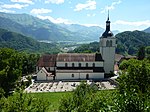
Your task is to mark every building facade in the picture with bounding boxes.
[36,15,116,81]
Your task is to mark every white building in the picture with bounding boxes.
[36,14,116,81]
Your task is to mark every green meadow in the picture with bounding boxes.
[30,90,115,111]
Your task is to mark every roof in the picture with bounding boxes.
[101,14,114,38]
[41,67,54,76]
[115,54,124,62]
[37,54,57,67]
[57,53,103,62]
[114,64,119,71]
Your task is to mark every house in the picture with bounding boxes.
[36,13,116,81]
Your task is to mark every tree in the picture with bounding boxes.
[0,89,50,112]
[0,48,22,96]
[59,82,109,112]
[137,46,145,60]
[115,59,150,112]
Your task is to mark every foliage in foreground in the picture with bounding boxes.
[115,59,150,112]
[0,89,50,112]
[59,82,113,112]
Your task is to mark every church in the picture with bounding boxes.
[36,14,116,81]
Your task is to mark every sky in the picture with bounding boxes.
[0,0,150,31]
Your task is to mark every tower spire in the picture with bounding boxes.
[107,10,109,21]
[101,10,113,38]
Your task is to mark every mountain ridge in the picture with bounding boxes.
[0,12,107,42]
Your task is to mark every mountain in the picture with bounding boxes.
[59,24,119,40]
[143,27,150,33]
[116,30,150,55]
[0,12,75,41]
[0,28,61,54]
[71,30,150,55]
[59,23,104,41]
[0,12,105,42]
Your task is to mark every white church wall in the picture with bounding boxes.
[89,73,104,79]
[95,62,103,67]
[47,76,53,80]
[55,72,104,80]
[36,69,46,80]
[56,73,80,80]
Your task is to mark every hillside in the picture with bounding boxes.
[71,30,150,55]
[116,30,150,55]
[0,28,61,54]
[0,12,73,41]
[144,27,150,33]
[0,12,105,42]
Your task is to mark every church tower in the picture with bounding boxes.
[100,12,116,74]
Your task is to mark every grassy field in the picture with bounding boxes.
[30,92,71,111]
[30,90,115,111]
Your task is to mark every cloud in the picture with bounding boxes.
[101,0,121,13]
[10,0,34,4]
[37,15,72,24]
[81,23,100,27]
[112,20,150,31]
[0,9,15,13]
[74,0,96,11]
[113,20,150,27]
[30,8,52,15]
[1,4,28,9]
[45,0,64,4]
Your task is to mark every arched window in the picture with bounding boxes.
[79,63,81,67]
[86,74,89,80]
[72,74,74,77]
[93,63,95,67]
[109,40,112,47]
[86,63,88,67]
[65,63,68,67]
[106,40,109,47]
[72,63,74,67]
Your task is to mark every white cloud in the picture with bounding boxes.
[37,15,72,24]
[81,23,100,27]
[112,20,150,31]
[0,9,15,13]
[45,0,64,4]
[10,0,34,4]
[113,20,150,27]
[101,0,121,13]
[30,8,52,15]
[74,0,96,11]
[1,4,28,9]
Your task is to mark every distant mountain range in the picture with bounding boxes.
[0,12,120,42]
[0,28,61,53]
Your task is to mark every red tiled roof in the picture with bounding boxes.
[57,53,95,62]
[37,54,57,67]
[37,53,103,67]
